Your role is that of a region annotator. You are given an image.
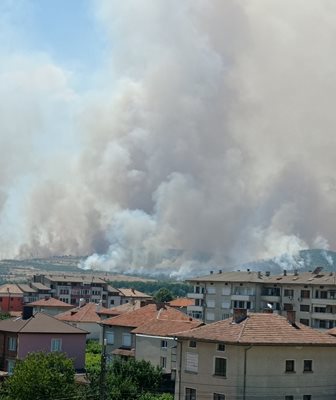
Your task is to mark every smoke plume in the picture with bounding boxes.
[1,0,336,276]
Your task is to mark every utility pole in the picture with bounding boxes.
[99,333,107,400]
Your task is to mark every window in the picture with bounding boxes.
[285,396,294,400]
[303,396,311,400]
[301,290,310,299]
[222,313,230,320]
[160,356,167,369]
[214,357,227,377]
[185,352,198,373]
[206,312,215,321]
[185,387,196,400]
[300,319,309,326]
[7,360,15,375]
[110,299,115,305]
[303,360,313,372]
[207,300,215,308]
[8,337,17,351]
[106,332,114,345]
[284,303,293,311]
[300,304,310,312]
[51,338,62,352]
[161,340,168,349]
[284,289,294,297]
[222,287,231,295]
[207,286,216,294]
[222,301,230,309]
[285,360,295,373]
[217,343,225,352]
[122,333,132,347]
[214,394,225,400]
[189,340,197,348]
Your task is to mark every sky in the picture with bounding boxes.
[1,0,336,277]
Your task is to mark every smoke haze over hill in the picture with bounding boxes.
[1,1,336,276]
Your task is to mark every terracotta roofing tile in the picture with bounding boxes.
[168,298,194,307]
[118,288,152,298]
[98,301,143,316]
[102,304,194,328]
[56,303,110,323]
[27,298,72,308]
[174,313,336,346]
[0,284,24,295]
[132,319,203,336]
[0,312,87,334]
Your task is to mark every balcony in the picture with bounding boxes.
[260,295,281,303]
[187,305,203,313]
[311,312,336,320]
[187,293,204,300]
[231,295,253,301]
[312,298,336,306]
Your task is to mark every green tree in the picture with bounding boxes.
[153,288,174,303]
[86,340,102,373]
[1,352,79,400]
[86,358,164,400]
[139,393,174,400]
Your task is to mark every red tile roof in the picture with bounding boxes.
[118,288,151,298]
[175,313,336,346]
[132,319,203,336]
[0,284,23,295]
[168,298,194,307]
[102,303,195,328]
[56,303,110,323]
[27,298,72,308]
[0,312,87,334]
[98,301,143,317]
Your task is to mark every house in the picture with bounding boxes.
[117,288,152,304]
[56,302,113,340]
[168,298,195,315]
[173,309,336,400]
[97,300,144,319]
[0,312,87,373]
[187,267,336,329]
[101,304,196,360]
[132,316,203,376]
[26,297,73,316]
[0,284,24,312]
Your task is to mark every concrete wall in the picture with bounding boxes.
[103,325,134,354]
[175,339,336,400]
[18,333,86,370]
[135,335,176,373]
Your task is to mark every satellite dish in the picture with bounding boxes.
[267,303,273,309]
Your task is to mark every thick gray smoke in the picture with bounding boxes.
[2,0,336,277]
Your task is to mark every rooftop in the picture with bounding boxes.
[132,318,203,336]
[174,313,336,346]
[43,275,106,284]
[187,270,265,283]
[56,302,110,323]
[98,301,143,317]
[0,312,88,334]
[169,298,194,308]
[0,284,23,295]
[27,298,72,308]
[102,303,195,328]
[117,288,152,298]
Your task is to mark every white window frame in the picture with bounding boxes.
[161,339,168,349]
[213,393,225,400]
[207,300,215,308]
[106,331,114,345]
[217,343,225,352]
[8,337,17,351]
[206,311,215,321]
[51,338,62,352]
[122,333,132,347]
[160,356,167,369]
[185,386,196,400]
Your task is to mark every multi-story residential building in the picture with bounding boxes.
[187,268,336,329]
[174,309,336,400]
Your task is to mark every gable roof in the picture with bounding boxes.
[187,271,265,283]
[132,319,203,336]
[118,288,152,298]
[174,313,336,346]
[102,303,194,328]
[0,284,23,295]
[27,298,72,308]
[56,303,110,323]
[168,298,194,308]
[0,312,87,334]
[97,301,143,317]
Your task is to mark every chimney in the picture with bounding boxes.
[283,270,287,276]
[258,271,262,278]
[265,271,270,277]
[218,270,222,274]
[287,310,296,325]
[232,308,247,324]
[210,271,213,275]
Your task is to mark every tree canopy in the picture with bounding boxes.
[1,352,78,400]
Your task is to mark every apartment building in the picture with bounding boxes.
[187,268,336,329]
[174,309,336,400]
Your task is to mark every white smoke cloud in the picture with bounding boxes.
[1,0,336,276]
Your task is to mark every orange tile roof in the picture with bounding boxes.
[98,301,143,317]
[56,303,110,323]
[0,284,23,295]
[175,313,336,346]
[169,298,194,307]
[102,303,194,328]
[27,298,72,308]
[118,288,152,298]
[132,319,203,336]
